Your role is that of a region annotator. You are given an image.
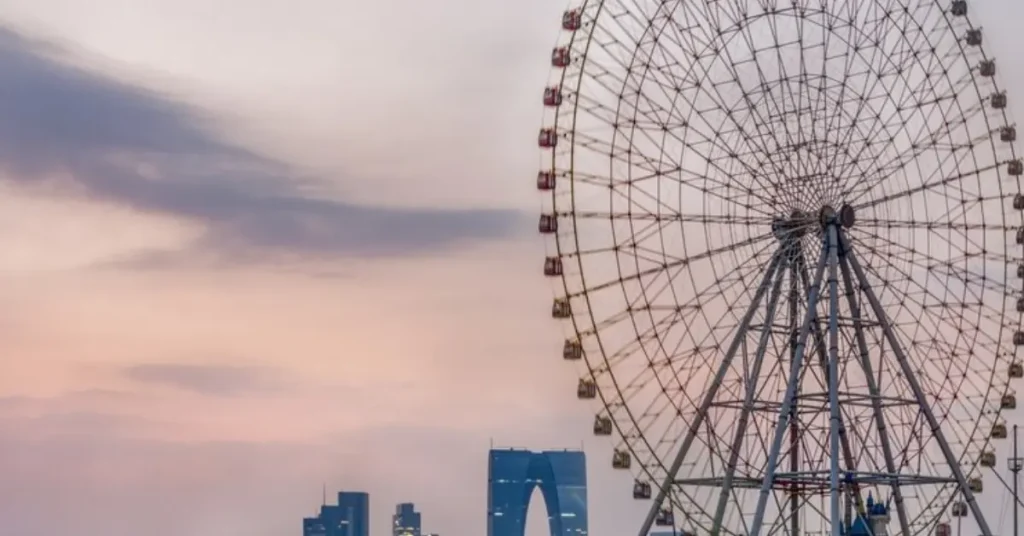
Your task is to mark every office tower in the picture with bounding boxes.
[303,490,369,536]
[393,503,422,536]
[487,449,588,536]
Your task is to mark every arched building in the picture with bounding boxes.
[487,449,588,536]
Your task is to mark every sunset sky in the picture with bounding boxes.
[3,1,1024,536]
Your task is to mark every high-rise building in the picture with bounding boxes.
[393,503,422,536]
[303,491,369,536]
[487,448,588,536]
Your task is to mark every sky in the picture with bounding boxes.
[3,1,1024,536]
[0,1,655,535]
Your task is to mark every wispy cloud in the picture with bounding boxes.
[122,363,289,397]
[0,26,524,265]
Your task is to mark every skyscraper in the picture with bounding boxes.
[487,449,588,536]
[303,491,369,536]
[393,503,422,536]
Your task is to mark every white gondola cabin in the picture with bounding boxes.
[1002,393,1017,409]
[537,171,556,191]
[655,507,674,526]
[545,256,564,276]
[1004,126,1018,142]
[968,476,983,493]
[1009,159,1023,176]
[951,1,967,16]
[539,128,558,148]
[612,449,632,469]
[980,60,996,77]
[543,87,563,107]
[981,451,996,467]
[562,9,583,31]
[992,92,1008,109]
[577,378,597,399]
[993,422,1008,439]
[552,297,571,318]
[1011,361,1024,378]
[563,339,582,360]
[593,415,612,435]
[966,29,982,46]
[551,47,571,68]
[633,480,652,500]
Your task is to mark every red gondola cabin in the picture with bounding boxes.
[539,128,558,148]
[543,87,563,107]
[537,171,556,190]
[551,47,571,68]
[562,9,583,31]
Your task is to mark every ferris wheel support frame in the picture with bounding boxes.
[634,211,998,536]
[637,250,787,536]
[838,255,912,536]
[842,231,995,536]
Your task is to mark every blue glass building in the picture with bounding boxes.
[487,449,588,536]
[393,503,422,536]
[303,491,369,536]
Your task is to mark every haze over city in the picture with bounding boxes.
[4,1,1024,536]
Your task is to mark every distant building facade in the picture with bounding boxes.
[303,491,369,536]
[393,503,422,536]
[487,449,588,536]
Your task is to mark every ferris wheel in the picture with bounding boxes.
[536,1,1024,536]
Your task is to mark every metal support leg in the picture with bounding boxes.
[750,239,830,536]
[711,246,790,534]
[826,224,842,536]
[838,243,912,536]
[637,249,786,536]
[840,230,994,536]
[796,248,864,518]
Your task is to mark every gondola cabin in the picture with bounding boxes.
[980,451,996,467]
[1016,228,1024,245]
[593,415,612,435]
[951,501,968,517]
[545,256,564,276]
[1002,393,1017,410]
[577,378,597,399]
[968,476,983,493]
[1017,298,1024,312]
[1016,331,1024,345]
[543,87,563,107]
[966,29,982,46]
[1002,126,1017,142]
[537,171,556,190]
[980,60,996,77]
[937,522,951,536]
[1010,361,1024,378]
[655,507,674,526]
[992,92,1008,109]
[992,422,1008,439]
[633,480,652,500]
[540,214,558,234]
[563,339,582,360]
[562,9,583,31]
[612,449,632,469]
[951,0,967,16]
[539,128,559,148]
[1009,159,1023,176]
[552,47,571,68]
[552,297,571,318]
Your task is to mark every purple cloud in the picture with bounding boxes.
[0,26,525,264]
